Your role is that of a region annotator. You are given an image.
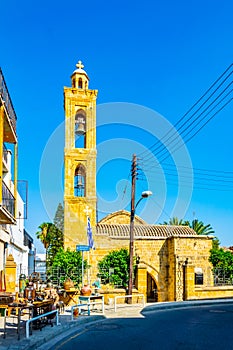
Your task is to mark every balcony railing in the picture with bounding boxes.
[3,143,8,164]
[0,68,17,133]
[2,180,15,217]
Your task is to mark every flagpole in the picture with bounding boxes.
[87,217,90,285]
[84,205,95,286]
[81,250,84,287]
[84,206,91,285]
[86,212,90,285]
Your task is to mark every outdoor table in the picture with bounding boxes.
[58,289,79,305]
[2,303,33,340]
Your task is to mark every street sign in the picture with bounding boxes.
[76,245,90,252]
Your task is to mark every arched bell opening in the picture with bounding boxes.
[75,109,86,148]
[78,78,83,89]
[74,164,86,197]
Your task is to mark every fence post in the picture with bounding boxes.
[114,296,117,312]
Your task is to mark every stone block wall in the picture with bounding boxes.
[193,286,233,299]
[89,234,214,302]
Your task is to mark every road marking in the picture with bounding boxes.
[209,310,226,313]
[52,329,88,350]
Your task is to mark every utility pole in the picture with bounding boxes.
[128,154,137,303]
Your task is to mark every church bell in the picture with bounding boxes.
[77,177,83,188]
[75,121,86,136]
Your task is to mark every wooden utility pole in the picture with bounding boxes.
[128,154,137,303]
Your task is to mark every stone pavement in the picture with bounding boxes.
[1,299,233,350]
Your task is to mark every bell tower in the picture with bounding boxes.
[63,60,98,249]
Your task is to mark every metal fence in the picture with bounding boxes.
[2,180,15,217]
[193,266,233,287]
[16,266,124,288]
[213,268,233,286]
[43,266,127,289]
[18,266,233,289]
[0,67,17,132]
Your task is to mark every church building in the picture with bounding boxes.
[63,61,215,302]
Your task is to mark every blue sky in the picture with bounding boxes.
[1,0,232,251]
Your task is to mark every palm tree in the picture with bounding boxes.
[36,222,64,269]
[36,222,53,268]
[161,217,189,226]
[189,219,215,235]
[161,217,215,236]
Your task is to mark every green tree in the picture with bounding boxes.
[36,221,63,268]
[97,249,131,288]
[209,247,233,279]
[189,219,215,235]
[53,203,64,233]
[36,222,53,249]
[212,237,220,250]
[161,217,215,236]
[47,224,64,267]
[36,222,53,267]
[49,248,86,287]
[161,217,188,226]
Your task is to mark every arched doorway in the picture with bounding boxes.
[147,273,158,302]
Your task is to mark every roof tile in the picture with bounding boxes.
[96,224,197,239]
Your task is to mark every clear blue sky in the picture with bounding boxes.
[1,0,232,252]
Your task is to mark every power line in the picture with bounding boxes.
[139,63,233,163]
[155,85,232,161]
[145,178,233,192]
[142,86,232,164]
[140,170,233,184]
[137,158,233,192]
[158,97,232,164]
[140,165,233,179]
[124,65,233,215]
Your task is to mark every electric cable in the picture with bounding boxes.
[142,85,232,164]
[139,63,233,160]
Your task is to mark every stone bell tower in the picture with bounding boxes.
[63,60,98,249]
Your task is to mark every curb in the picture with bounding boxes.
[34,299,233,350]
[35,316,106,350]
[141,298,233,314]
[3,299,233,350]
[6,315,105,350]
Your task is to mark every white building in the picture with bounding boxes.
[2,149,35,281]
[0,68,35,290]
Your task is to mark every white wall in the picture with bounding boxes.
[8,192,29,280]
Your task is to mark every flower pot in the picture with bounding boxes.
[63,278,74,290]
[81,285,92,296]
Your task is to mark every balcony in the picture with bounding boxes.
[0,68,17,143]
[0,180,16,224]
[2,143,8,172]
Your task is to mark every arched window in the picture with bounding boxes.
[74,164,86,197]
[78,78,83,89]
[75,109,86,148]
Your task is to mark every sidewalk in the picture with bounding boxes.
[0,303,144,350]
[1,299,233,350]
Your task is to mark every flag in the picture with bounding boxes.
[87,216,94,249]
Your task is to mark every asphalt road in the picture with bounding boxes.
[46,303,233,350]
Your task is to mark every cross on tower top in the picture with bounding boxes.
[84,205,91,217]
[76,60,84,70]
